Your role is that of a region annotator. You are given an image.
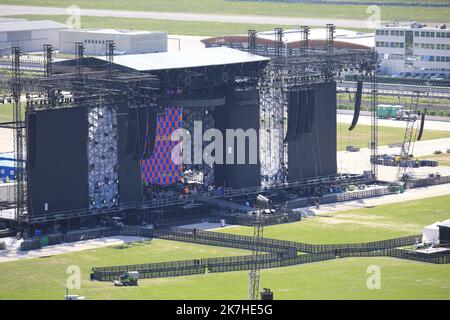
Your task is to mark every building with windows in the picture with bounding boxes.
[59,29,168,55]
[375,22,450,75]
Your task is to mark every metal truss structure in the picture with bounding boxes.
[87,105,119,209]
[0,43,159,224]
[256,26,379,186]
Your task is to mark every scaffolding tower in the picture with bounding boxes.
[248,195,269,300]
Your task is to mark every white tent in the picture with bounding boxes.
[422,221,441,244]
[439,219,450,228]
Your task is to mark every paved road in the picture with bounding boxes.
[337,81,450,99]
[0,4,443,29]
[337,112,450,130]
[310,183,450,215]
[338,137,450,181]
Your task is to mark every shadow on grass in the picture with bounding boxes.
[112,240,153,250]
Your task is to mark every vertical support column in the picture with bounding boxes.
[11,47,26,221]
[74,42,84,76]
[370,50,378,180]
[43,44,55,108]
[43,44,53,77]
[326,24,335,54]
[248,29,256,54]
[105,40,115,74]
[300,26,309,56]
[324,24,335,81]
[274,28,283,62]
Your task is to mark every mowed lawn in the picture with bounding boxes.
[2,0,449,22]
[219,195,450,244]
[0,195,449,299]
[337,123,450,151]
[0,239,250,299]
[1,250,449,299]
[11,14,308,37]
[0,103,12,123]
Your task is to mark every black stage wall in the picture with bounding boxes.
[27,107,89,216]
[117,104,143,203]
[214,89,261,188]
[287,81,337,181]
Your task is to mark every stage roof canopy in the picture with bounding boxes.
[53,47,270,72]
[95,47,269,71]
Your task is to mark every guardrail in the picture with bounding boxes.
[24,173,371,224]
[91,233,448,281]
[18,225,441,280]
[153,228,420,254]
[406,175,450,188]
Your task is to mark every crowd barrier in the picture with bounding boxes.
[91,246,449,281]
[406,176,450,189]
[285,186,395,209]
[153,228,420,254]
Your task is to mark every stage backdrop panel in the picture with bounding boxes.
[27,107,89,216]
[214,89,261,189]
[141,106,183,186]
[287,81,337,181]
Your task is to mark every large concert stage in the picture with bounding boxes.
[0,32,378,232]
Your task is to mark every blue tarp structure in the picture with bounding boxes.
[0,152,16,181]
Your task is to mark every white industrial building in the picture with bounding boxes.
[59,29,168,55]
[375,22,450,75]
[0,20,68,55]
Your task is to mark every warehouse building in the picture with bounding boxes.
[59,29,168,55]
[375,22,450,75]
[0,20,68,54]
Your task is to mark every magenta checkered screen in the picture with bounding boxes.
[141,106,183,185]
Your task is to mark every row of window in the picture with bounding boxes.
[414,43,450,50]
[376,41,404,48]
[416,55,450,62]
[377,29,450,39]
[382,53,450,62]
[414,31,450,38]
[376,29,405,36]
[84,39,107,45]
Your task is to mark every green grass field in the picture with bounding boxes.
[336,123,450,150]
[0,103,13,123]
[0,195,449,299]
[8,14,324,37]
[0,239,250,299]
[220,195,450,243]
[418,152,450,166]
[1,0,449,23]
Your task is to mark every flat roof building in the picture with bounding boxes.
[0,20,68,54]
[375,22,450,75]
[59,29,168,55]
